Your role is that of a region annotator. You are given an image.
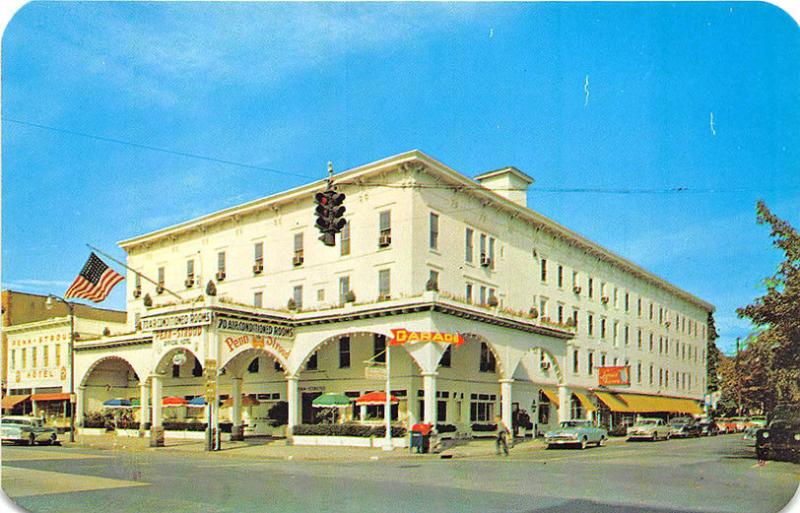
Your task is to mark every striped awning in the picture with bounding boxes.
[573,392,597,412]
[540,389,560,408]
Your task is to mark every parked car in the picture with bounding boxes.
[544,420,608,449]
[732,417,748,432]
[699,420,719,436]
[627,418,671,441]
[716,418,738,434]
[755,404,800,462]
[1,416,58,446]
[743,416,768,442]
[669,417,702,438]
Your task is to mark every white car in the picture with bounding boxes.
[626,418,671,441]
[1,416,59,446]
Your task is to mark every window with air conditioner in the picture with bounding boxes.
[216,251,226,280]
[340,221,350,256]
[254,242,264,273]
[293,233,304,266]
[379,211,391,247]
[378,269,390,300]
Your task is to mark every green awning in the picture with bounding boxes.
[312,393,352,408]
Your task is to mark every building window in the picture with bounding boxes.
[649,302,654,320]
[659,368,663,387]
[317,288,325,301]
[479,342,496,372]
[248,357,259,374]
[637,362,642,383]
[571,395,584,420]
[624,292,630,312]
[572,309,579,328]
[557,265,564,288]
[172,363,180,378]
[373,334,386,363]
[465,283,473,304]
[588,352,594,375]
[540,258,548,282]
[480,286,487,305]
[428,270,439,291]
[135,273,141,293]
[186,259,195,284]
[339,276,350,305]
[340,221,350,256]
[293,285,303,310]
[470,394,495,422]
[157,266,165,291]
[274,360,283,372]
[572,349,579,373]
[254,241,264,267]
[21,348,26,369]
[637,297,642,317]
[42,345,48,367]
[465,228,474,262]
[32,347,37,368]
[54,344,60,366]
[613,287,619,308]
[539,297,548,319]
[440,346,452,368]
[379,210,391,246]
[479,233,487,263]
[613,321,619,346]
[306,352,318,371]
[429,212,439,250]
[557,304,564,324]
[10,349,15,370]
[572,271,579,290]
[587,313,594,336]
[253,292,263,308]
[649,333,654,352]
[649,364,654,385]
[588,278,594,298]
[339,337,350,368]
[488,237,496,269]
[624,325,630,346]
[293,233,304,265]
[217,251,226,274]
[601,318,607,339]
[378,269,391,299]
[600,353,607,367]
[192,358,202,377]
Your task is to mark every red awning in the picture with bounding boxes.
[355,391,399,406]
[1,395,30,410]
[30,393,71,402]
[162,396,188,406]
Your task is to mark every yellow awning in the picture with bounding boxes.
[574,392,597,412]
[594,391,630,412]
[605,393,703,415]
[540,389,560,408]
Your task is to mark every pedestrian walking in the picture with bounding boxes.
[495,415,511,456]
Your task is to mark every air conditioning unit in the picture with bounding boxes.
[480,255,492,267]
[378,234,392,247]
[572,286,582,294]
[292,255,304,267]
[601,296,610,304]
[132,288,141,299]
[253,262,264,274]
[540,361,551,371]
[216,271,226,281]
[378,294,391,301]
[185,277,194,288]
[156,285,165,295]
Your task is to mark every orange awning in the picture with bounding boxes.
[574,392,597,413]
[540,389,560,409]
[1,394,30,409]
[30,393,70,402]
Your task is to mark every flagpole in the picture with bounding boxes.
[86,244,183,300]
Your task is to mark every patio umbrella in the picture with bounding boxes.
[312,393,352,408]
[130,398,140,407]
[162,396,188,407]
[355,391,399,406]
[221,395,260,407]
[187,396,207,408]
[103,398,132,409]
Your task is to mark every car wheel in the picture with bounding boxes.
[46,434,56,446]
[598,436,606,447]
[580,437,587,450]
[27,434,35,446]
[665,432,671,441]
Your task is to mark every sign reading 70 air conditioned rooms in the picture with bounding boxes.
[216,317,294,364]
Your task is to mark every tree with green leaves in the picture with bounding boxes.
[735,201,800,406]
[706,312,722,392]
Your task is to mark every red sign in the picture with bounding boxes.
[389,329,464,347]
[598,366,631,386]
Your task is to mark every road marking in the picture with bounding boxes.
[2,449,110,462]
[1,466,149,497]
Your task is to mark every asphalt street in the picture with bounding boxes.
[2,435,798,513]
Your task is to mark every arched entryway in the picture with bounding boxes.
[79,356,141,428]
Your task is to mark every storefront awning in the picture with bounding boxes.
[574,392,597,412]
[594,391,703,415]
[540,389,560,409]
[31,393,71,402]
[1,394,30,410]
[594,391,630,412]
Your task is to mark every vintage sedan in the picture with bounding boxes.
[755,404,800,462]
[699,420,719,436]
[1,416,58,446]
[544,420,608,449]
[669,417,702,438]
[626,418,671,441]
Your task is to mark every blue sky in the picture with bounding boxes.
[2,2,798,355]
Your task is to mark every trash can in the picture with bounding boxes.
[411,423,433,453]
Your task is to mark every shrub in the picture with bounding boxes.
[436,423,457,433]
[471,423,497,432]
[292,423,406,437]
[268,401,288,426]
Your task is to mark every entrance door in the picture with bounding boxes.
[302,392,322,424]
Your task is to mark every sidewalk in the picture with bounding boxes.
[58,433,627,461]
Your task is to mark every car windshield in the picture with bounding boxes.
[772,407,800,422]
[636,420,659,426]
[2,418,31,426]
[560,421,589,428]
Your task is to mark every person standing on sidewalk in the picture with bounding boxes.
[495,415,511,456]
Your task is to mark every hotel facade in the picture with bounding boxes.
[5,151,714,442]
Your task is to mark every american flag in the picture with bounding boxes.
[64,253,124,302]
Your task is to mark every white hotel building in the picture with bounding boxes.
[60,150,711,443]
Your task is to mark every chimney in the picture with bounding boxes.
[474,167,534,208]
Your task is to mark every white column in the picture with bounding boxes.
[422,371,437,424]
[360,404,366,421]
[139,381,150,427]
[286,375,299,435]
[231,377,244,440]
[75,386,86,427]
[499,378,514,430]
[557,384,570,423]
[151,375,163,428]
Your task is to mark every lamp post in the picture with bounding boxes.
[46,294,75,443]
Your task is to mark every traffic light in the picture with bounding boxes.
[314,187,346,246]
